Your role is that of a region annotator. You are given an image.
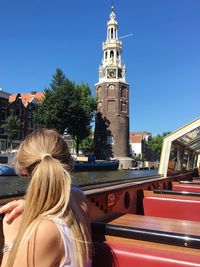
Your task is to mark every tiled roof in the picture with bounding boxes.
[130,135,143,143]
[9,92,44,107]
[130,131,151,143]
[130,131,149,136]
[9,94,18,103]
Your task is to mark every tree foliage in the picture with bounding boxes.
[35,69,73,133]
[2,111,21,151]
[79,130,94,154]
[66,83,97,154]
[35,69,97,154]
[147,132,171,160]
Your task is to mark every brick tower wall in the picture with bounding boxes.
[94,82,130,159]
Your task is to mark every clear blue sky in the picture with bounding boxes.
[1,0,200,135]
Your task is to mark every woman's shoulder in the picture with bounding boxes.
[36,218,61,243]
[31,218,63,255]
[13,218,64,267]
[30,219,64,265]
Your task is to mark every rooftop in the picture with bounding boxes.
[9,92,44,107]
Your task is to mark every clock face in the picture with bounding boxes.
[107,68,116,79]
[109,84,115,90]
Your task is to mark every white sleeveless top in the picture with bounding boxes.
[53,218,91,267]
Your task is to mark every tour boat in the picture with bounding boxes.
[0,117,200,266]
[73,159,119,172]
[0,165,16,176]
[0,153,16,176]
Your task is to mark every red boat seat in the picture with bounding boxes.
[93,241,200,267]
[173,183,200,193]
[143,196,200,221]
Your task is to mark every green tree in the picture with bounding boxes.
[66,83,97,154]
[2,111,21,151]
[35,69,74,133]
[35,69,97,154]
[79,130,94,154]
[147,132,171,160]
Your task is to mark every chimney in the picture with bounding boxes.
[31,91,36,95]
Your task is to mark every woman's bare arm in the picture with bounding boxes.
[3,220,64,267]
[1,215,22,267]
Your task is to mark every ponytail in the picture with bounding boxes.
[7,155,71,267]
[7,129,91,267]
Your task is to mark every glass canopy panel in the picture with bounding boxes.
[177,126,200,147]
[189,140,200,150]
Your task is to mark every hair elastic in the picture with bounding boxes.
[41,153,52,160]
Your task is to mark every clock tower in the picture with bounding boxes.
[94,7,130,163]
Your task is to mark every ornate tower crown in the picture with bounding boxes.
[98,6,126,83]
[109,6,116,20]
[108,6,117,27]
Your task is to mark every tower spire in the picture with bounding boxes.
[110,5,116,20]
[111,0,115,10]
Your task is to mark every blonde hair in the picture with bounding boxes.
[7,128,91,267]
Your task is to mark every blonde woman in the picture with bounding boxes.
[1,129,92,267]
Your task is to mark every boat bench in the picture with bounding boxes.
[98,241,200,267]
[143,195,200,221]
[92,216,200,267]
[172,182,200,193]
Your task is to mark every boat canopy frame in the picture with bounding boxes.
[159,117,200,177]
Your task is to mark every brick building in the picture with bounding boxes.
[0,90,10,150]
[0,90,44,151]
[9,91,44,138]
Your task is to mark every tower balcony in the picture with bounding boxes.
[103,41,122,51]
[101,59,123,69]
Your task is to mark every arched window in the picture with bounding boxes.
[105,52,107,59]
[110,50,114,58]
[97,86,103,100]
[111,28,113,39]
[117,51,119,58]
[121,86,127,98]
[107,29,110,39]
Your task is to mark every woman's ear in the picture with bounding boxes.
[20,168,28,175]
